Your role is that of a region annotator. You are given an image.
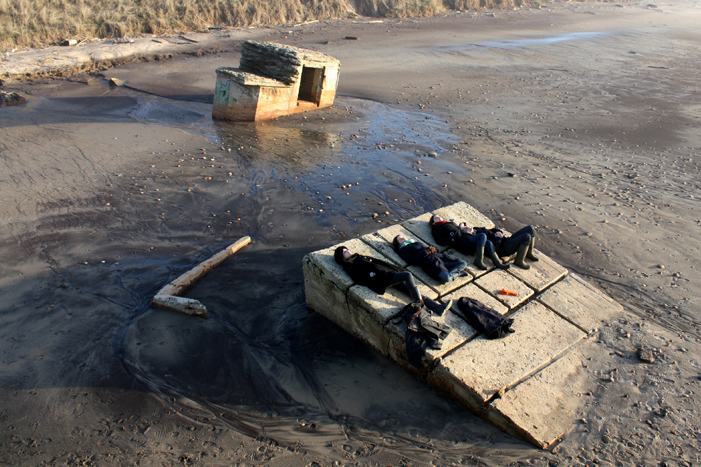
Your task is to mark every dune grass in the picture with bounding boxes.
[0,0,548,53]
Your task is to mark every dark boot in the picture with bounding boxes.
[424,298,453,316]
[526,237,539,261]
[514,244,531,269]
[473,246,488,270]
[489,252,510,270]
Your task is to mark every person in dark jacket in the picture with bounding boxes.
[428,214,509,270]
[472,225,539,269]
[334,246,451,314]
[392,234,468,283]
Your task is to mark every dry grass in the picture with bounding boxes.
[0,0,548,52]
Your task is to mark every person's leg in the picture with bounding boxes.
[525,227,539,261]
[500,231,532,257]
[444,258,468,274]
[487,240,510,269]
[388,271,422,302]
[470,233,488,270]
[507,225,537,267]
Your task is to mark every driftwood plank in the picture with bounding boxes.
[151,236,251,317]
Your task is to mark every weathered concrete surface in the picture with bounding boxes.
[431,301,585,404]
[240,40,340,86]
[434,203,495,230]
[303,201,624,449]
[474,269,535,309]
[506,249,568,292]
[486,341,595,449]
[538,273,624,334]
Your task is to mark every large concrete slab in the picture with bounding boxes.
[429,301,586,405]
[303,256,354,332]
[486,341,596,449]
[537,273,624,334]
[303,202,625,449]
[506,249,568,292]
[474,269,534,309]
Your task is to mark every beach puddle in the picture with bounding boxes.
[434,31,609,53]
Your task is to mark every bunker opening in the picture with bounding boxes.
[298,66,323,105]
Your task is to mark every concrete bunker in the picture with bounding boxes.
[212,41,340,122]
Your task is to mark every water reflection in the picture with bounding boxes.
[213,120,344,171]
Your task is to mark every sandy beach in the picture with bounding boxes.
[1,1,701,465]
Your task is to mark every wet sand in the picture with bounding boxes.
[1,1,701,465]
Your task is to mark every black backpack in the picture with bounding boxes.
[456,297,514,339]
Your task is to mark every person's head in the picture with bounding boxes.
[460,223,474,235]
[392,235,407,250]
[334,246,351,264]
[429,214,443,226]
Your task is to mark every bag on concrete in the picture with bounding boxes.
[457,297,514,339]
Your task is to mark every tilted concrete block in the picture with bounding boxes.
[537,273,624,334]
[303,202,624,449]
[486,339,600,449]
[429,301,586,405]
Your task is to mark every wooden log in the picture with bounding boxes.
[156,236,251,297]
[151,294,208,317]
[151,236,251,317]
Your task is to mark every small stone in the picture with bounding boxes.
[0,90,26,107]
[371,213,378,219]
[638,348,655,363]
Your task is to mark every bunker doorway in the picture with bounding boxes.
[298,66,323,105]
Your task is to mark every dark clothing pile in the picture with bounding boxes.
[456,297,514,339]
[396,241,464,283]
[400,302,451,368]
[340,254,403,295]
